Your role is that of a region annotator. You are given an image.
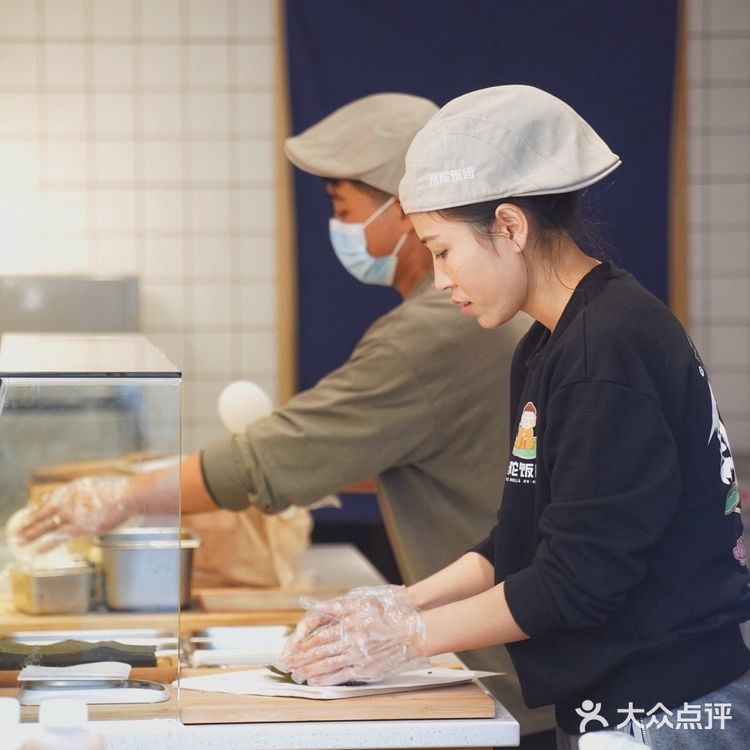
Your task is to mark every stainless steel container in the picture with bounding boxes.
[95,527,200,611]
[10,563,93,615]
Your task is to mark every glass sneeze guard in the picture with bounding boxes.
[0,333,181,718]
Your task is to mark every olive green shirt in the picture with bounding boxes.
[201,274,528,582]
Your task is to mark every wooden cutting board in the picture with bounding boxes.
[0,660,496,725]
[178,668,496,724]
[2,680,496,725]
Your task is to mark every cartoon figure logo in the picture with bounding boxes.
[512,402,537,460]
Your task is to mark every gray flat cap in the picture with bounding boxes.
[285,93,438,196]
[399,85,621,214]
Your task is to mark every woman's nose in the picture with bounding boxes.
[433,266,452,291]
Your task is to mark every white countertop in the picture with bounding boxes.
[73,704,520,749]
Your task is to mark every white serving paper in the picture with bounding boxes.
[19,661,131,682]
[177,667,498,700]
[189,626,290,667]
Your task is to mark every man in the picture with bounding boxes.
[19,93,552,746]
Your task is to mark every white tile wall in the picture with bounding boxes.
[0,0,279,454]
[689,0,750,452]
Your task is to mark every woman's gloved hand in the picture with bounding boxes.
[13,476,134,552]
[276,585,427,686]
[290,585,416,645]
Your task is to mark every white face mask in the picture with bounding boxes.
[328,197,409,287]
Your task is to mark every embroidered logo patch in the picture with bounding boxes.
[512,402,537,460]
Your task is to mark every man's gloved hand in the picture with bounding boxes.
[276,585,427,686]
[13,476,134,552]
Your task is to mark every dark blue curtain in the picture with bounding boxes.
[284,0,678,524]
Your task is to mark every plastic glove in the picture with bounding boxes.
[299,584,414,611]
[290,585,416,647]
[277,586,427,686]
[13,476,134,552]
[5,507,78,567]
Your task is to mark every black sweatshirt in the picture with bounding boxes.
[474,262,750,734]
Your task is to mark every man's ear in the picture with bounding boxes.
[494,203,528,251]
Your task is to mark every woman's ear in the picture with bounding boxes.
[494,203,528,251]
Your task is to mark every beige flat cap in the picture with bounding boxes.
[399,85,621,214]
[285,93,438,196]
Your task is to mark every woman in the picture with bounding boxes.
[278,85,750,748]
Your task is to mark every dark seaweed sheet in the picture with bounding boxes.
[0,639,157,670]
[266,664,365,687]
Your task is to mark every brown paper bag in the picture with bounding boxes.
[183,505,313,589]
